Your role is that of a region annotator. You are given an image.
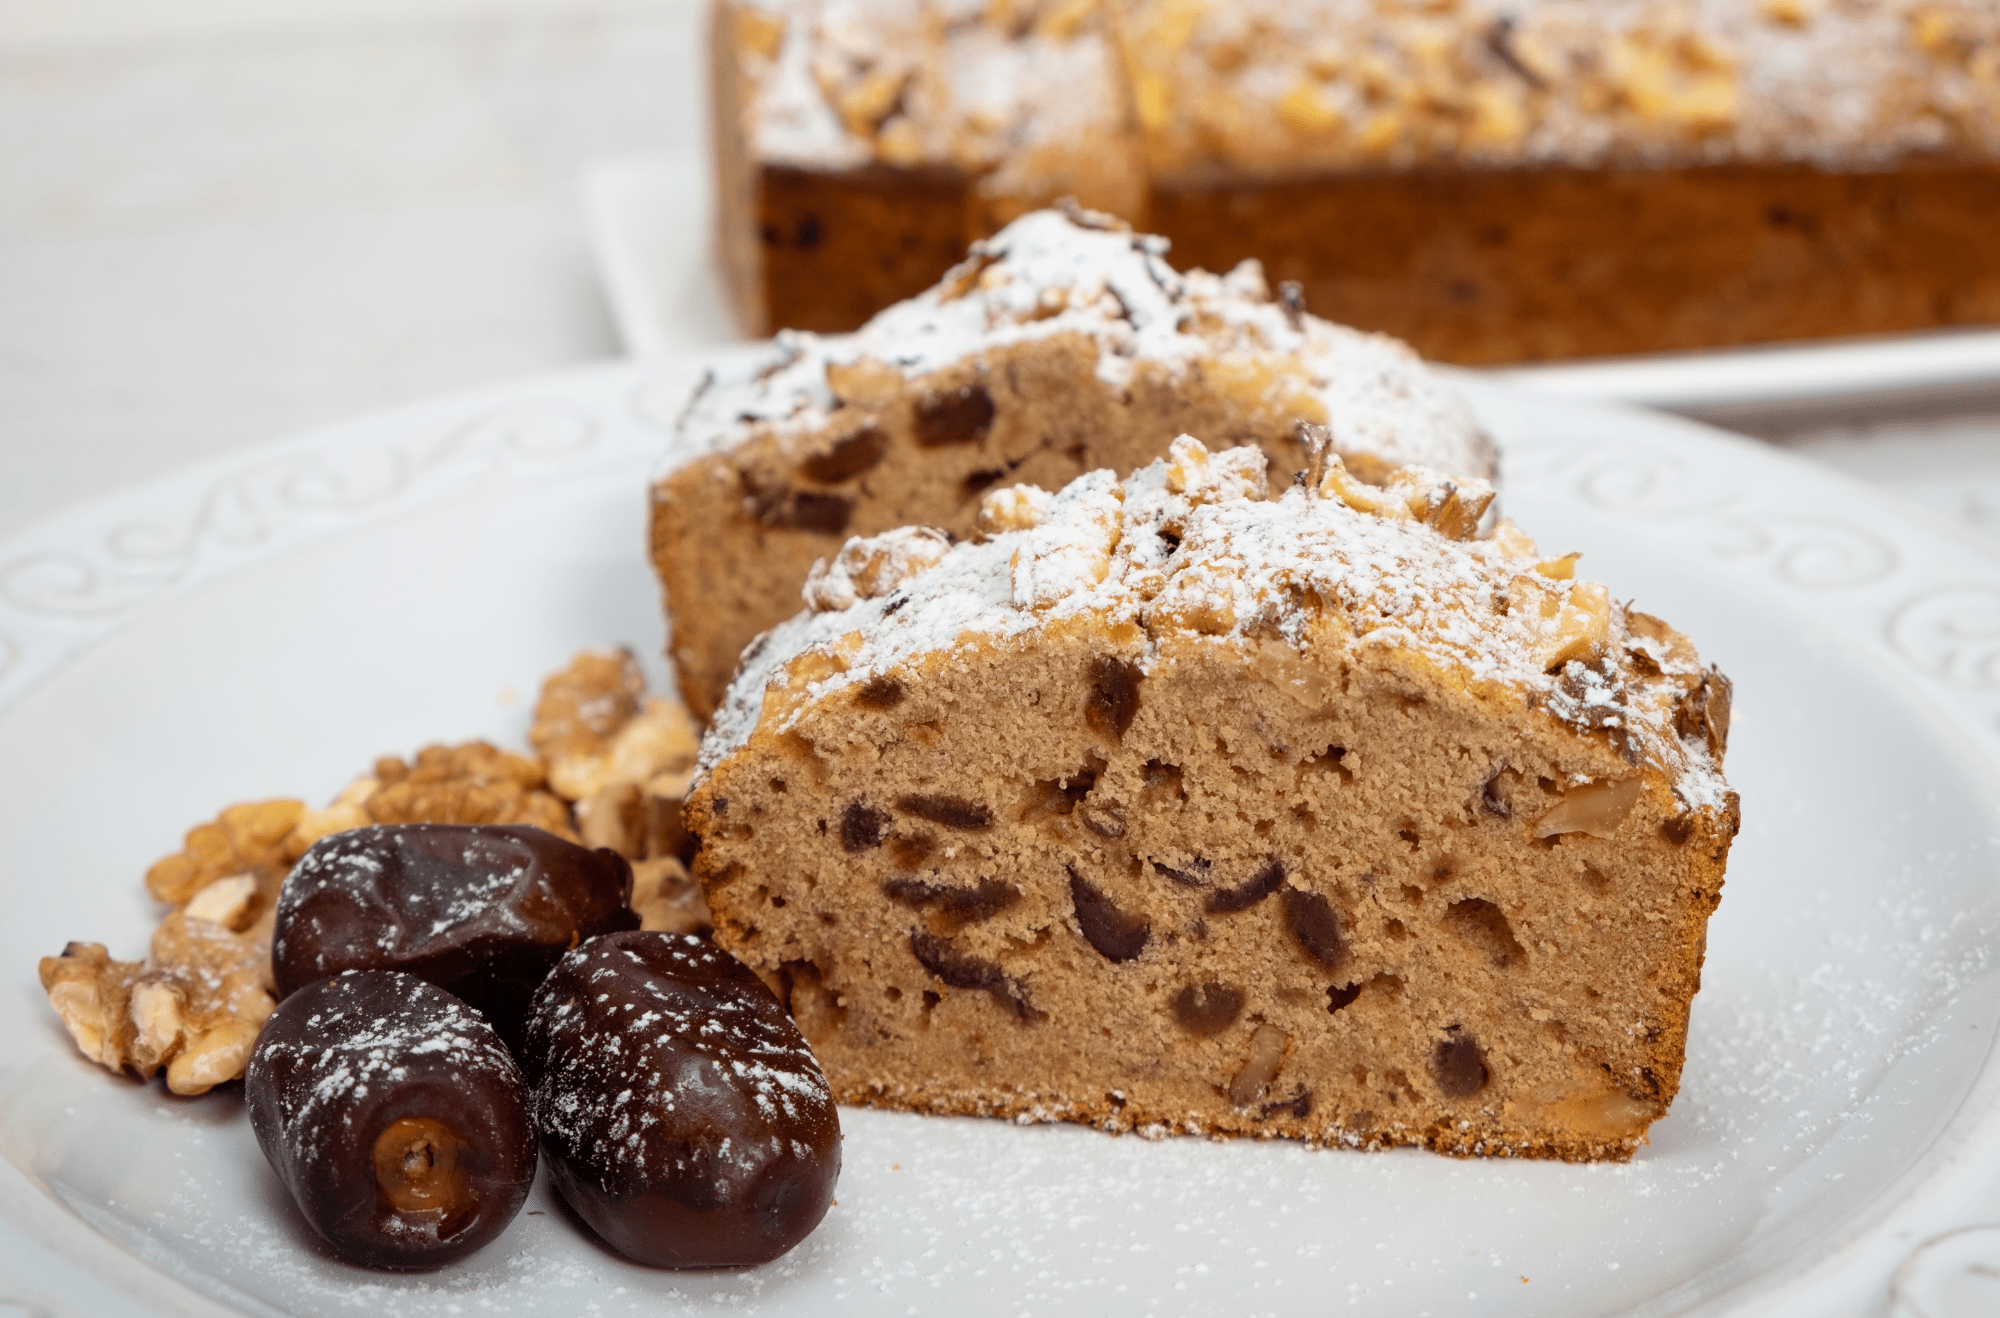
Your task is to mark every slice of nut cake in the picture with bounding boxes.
[651,204,1494,718]
[685,434,1736,1161]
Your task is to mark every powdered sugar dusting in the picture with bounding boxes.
[802,525,953,614]
[731,0,2000,178]
[667,207,1494,485]
[731,0,1134,198]
[524,932,836,1191]
[245,971,523,1194]
[700,438,1730,822]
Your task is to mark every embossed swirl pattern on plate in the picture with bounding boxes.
[1887,587,2000,690]
[1507,436,1904,592]
[1703,515,1901,592]
[0,403,601,625]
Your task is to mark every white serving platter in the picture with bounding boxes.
[5,359,2000,1316]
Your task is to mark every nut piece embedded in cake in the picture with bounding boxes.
[687,435,1737,1162]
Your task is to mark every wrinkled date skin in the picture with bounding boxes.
[272,824,637,1049]
[523,931,842,1268]
[245,969,537,1269]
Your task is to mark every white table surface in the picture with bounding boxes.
[0,0,711,545]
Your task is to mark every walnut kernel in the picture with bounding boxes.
[366,741,573,838]
[144,798,305,906]
[804,526,953,612]
[978,483,1054,536]
[1533,777,1644,839]
[631,857,713,935]
[532,648,698,802]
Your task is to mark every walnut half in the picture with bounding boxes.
[39,913,276,1097]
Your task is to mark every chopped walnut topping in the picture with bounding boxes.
[1605,27,1740,133]
[1199,349,1330,427]
[823,355,904,406]
[1278,79,1343,134]
[1758,0,1813,28]
[1911,5,1967,57]
[836,66,912,137]
[734,6,786,60]
[1301,429,1492,541]
[804,526,954,612]
[1035,0,1100,43]
[1164,433,1268,505]
[978,483,1054,536]
[1676,666,1734,760]
[1009,470,1124,609]
[1488,519,1540,562]
[1541,581,1613,671]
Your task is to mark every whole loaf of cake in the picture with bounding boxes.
[715,0,2000,361]
[685,435,1738,1161]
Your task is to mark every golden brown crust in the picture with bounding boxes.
[1153,163,2000,363]
[662,207,1496,716]
[820,1074,1654,1163]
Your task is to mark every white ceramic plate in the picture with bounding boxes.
[582,151,2000,414]
[6,360,2000,1318]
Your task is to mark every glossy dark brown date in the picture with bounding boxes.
[245,969,536,1269]
[271,824,637,1048]
[522,931,841,1268]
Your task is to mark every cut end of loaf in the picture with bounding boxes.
[687,442,1737,1162]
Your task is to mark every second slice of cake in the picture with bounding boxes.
[652,204,1493,719]
[686,435,1737,1161]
